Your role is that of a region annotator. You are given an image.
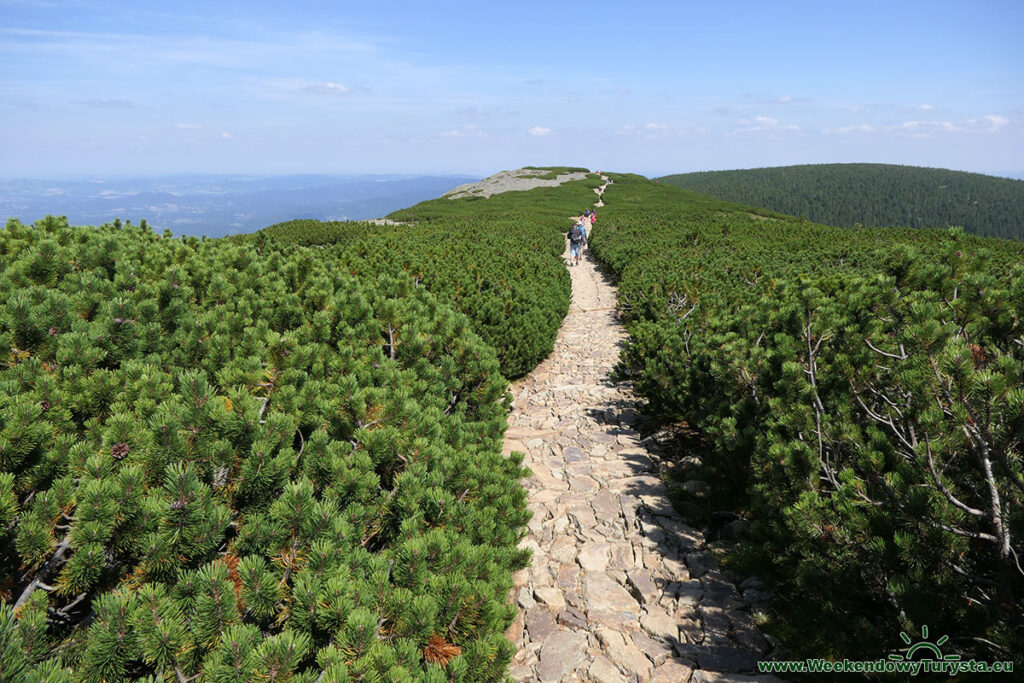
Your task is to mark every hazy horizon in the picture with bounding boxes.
[1,173,480,237]
[5,165,1024,183]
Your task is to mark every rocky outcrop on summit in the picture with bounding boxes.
[445,168,589,199]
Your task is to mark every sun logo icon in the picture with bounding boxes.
[888,625,962,661]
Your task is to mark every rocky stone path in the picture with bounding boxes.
[502,179,783,682]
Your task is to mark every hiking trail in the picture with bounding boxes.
[502,175,784,682]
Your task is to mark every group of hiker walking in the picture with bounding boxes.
[567,208,595,266]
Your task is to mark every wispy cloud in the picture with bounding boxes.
[75,98,134,109]
[600,85,631,95]
[440,125,485,138]
[220,132,234,139]
[617,122,705,140]
[460,107,515,120]
[0,27,382,68]
[826,114,1011,136]
[527,126,551,136]
[826,123,877,134]
[968,114,1008,129]
[732,116,800,134]
[742,93,810,105]
[301,82,351,96]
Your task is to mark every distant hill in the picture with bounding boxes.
[0,174,479,238]
[657,163,1024,240]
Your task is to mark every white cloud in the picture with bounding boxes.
[617,122,705,140]
[898,120,956,134]
[75,98,134,109]
[460,107,515,120]
[742,93,810,105]
[826,114,1011,137]
[825,124,877,134]
[968,114,1009,129]
[301,82,351,95]
[732,116,799,134]
[220,132,234,139]
[440,125,484,138]
[528,126,551,136]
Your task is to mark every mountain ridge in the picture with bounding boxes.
[658,162,1024,240]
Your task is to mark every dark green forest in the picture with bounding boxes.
[659,163,1024,240]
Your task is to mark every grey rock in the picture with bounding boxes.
[738,576,766,592]
[585,572,641,612]
[589,655,629,683]
[696,646,760,673]
[743,588,775,606]
[733,625,770,654]
[691,671,786,683]
[525,607,560,642]
[685,552,717,578]
[652,658,695,683]
[563,446,587,462]
[537,630,588,681]
[675,579,705,605]
[534,585,566,611]
[556,607,588,629]
[626,569,660,604]
[641,605,681,643]
[701,571,744,609]
[591,489,621,522]
[631,629,674,667]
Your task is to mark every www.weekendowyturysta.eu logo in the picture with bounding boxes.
[755,625,1015,676]
[889,625,959,664]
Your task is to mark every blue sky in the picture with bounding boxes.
[2,0,1022,178]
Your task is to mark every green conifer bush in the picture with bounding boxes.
[589,175,1024,664]
[1,215,531,680]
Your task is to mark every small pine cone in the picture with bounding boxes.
[40,400,51,412]
[48,327,60,336]
[170,499,187,511]
[111,442,131,460]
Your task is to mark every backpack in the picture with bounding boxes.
[569,226,584,244]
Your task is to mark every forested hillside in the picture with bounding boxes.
[589,173,1024,667]
[659,163,1024,240]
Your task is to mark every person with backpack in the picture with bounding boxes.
[568,220,585,266]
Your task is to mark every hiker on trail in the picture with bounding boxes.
[568,221,585,266]
[581,210,592,248]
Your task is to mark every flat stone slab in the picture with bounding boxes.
[537,630,588,681]
[696,646,760,673]
[585,572,641,613]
